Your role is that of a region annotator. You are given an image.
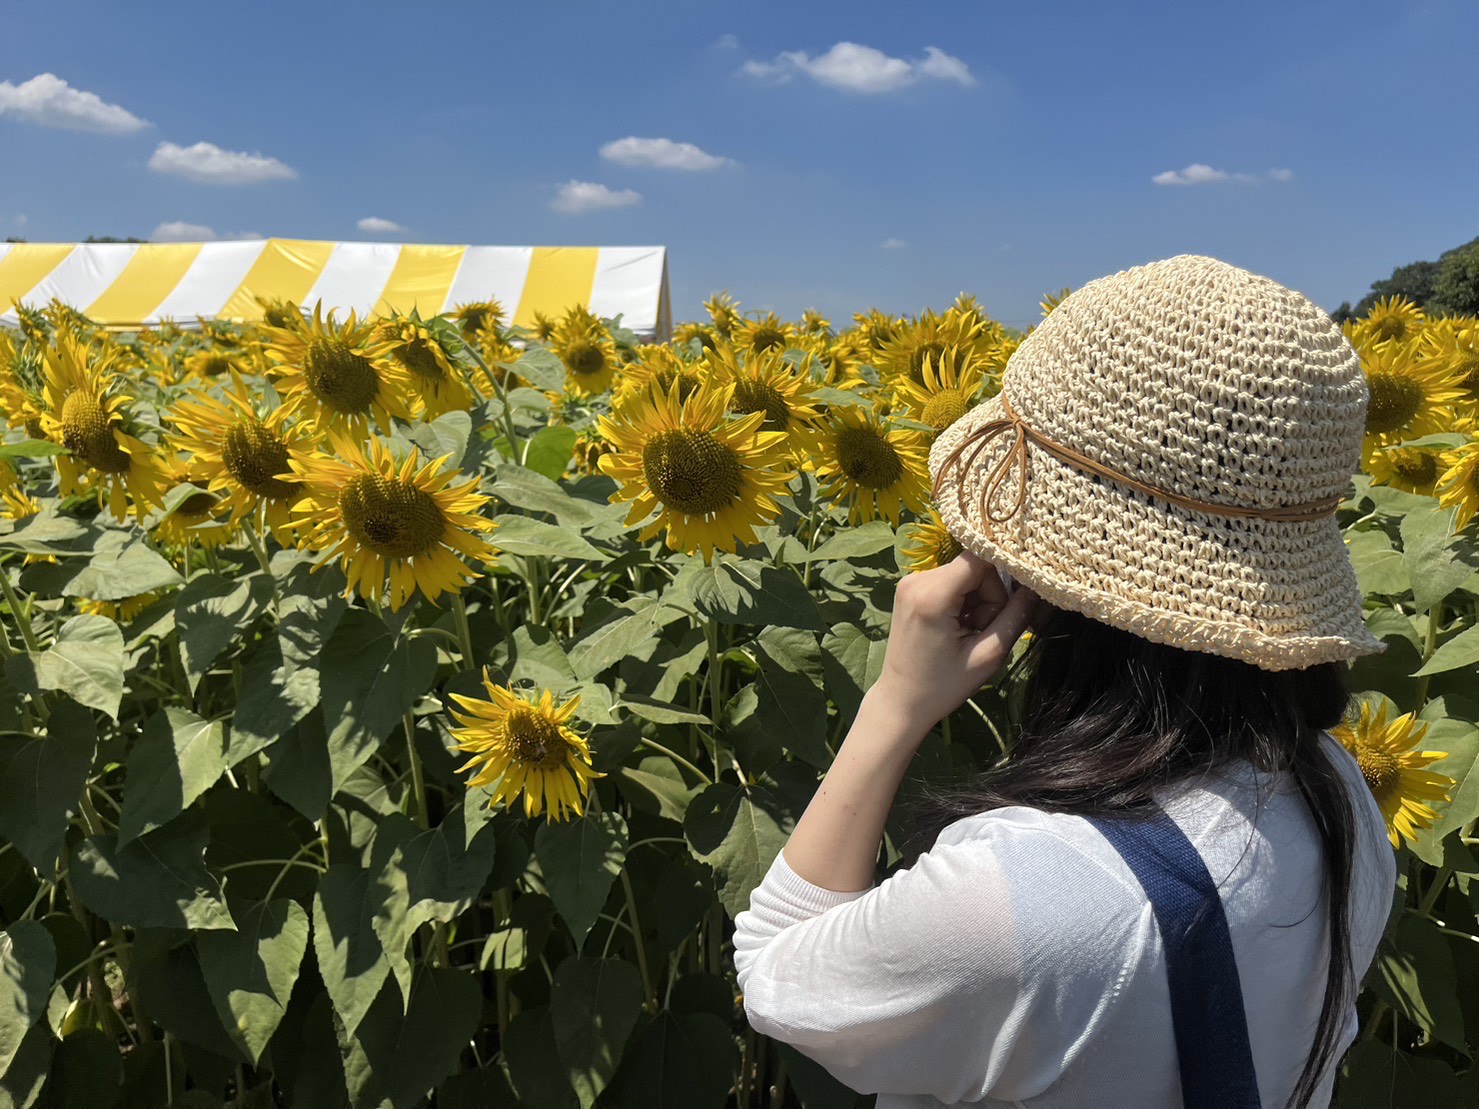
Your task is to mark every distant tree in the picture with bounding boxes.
[1330,301,1355,325]
[1353,260,1441,317]
[83,236,148,243]
[3,237,25,243]
[1428,242,1479,317]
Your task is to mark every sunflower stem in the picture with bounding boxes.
[242,522,280,616]
[620,866,657,1012]
[404,711,430,831]
[705,619,726,780]
[527,560,544,626]
[452,592,477,672]
[637,737,712,785]
[0,569,42,654]
[1411,599,1446,712]
[458,339,523,461]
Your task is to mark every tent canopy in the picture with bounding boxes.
[0,240,671,340]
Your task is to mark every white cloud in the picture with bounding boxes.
[358,216,407,234]
[742,42,974,93]
[881,238,907,250]
[0,73,148,134]
[551,180,642,214]
[151,221,218,241]
[715,33,740,50]
[599,136,733,171]
[148,140,297,185]
[1153,163,1295,186]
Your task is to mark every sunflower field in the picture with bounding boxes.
[0,285,1476,1107]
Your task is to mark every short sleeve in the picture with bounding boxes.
[731,810,1152,1104]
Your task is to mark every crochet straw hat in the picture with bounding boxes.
[928,253,1386,672]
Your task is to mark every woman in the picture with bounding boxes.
[732,255,1396,1108]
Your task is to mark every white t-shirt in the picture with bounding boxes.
[732,732,1396,1108]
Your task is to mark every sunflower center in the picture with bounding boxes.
[921,389,969,430]
[1370,316,1409,343]
[199,354,234,376]
[936,531,963,565]
[750,326,787,354]
[304,338,380,414]
[262,304,298,329]
[177,492,218,521]
[835,425,904,488]
[222,420,298,500]
[652,368,701,405]
[641,428,744,516]
[1391,451,1439,486]
[1365,373,1423,435]
[910,341,947,381]
[60,391,131,473]
[564,341,608,378]
[392,338,446,382]
[1356,745,1401,799]
[504,707,570,770]
[1457,353,1479,402]
[339,473,447,558]
[730,379,791,431]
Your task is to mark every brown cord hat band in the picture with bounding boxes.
[931,390,1346,531]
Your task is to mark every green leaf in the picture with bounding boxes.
[337,967,483,1109]
[550,956,645,1109]
[821,621,890,721]
[1414,623,1479,677]
[506,347,567,393]
[534,811,628,949]
[174,572,273,692]
[408,410,473,470]
[1422,716,1479,842]
[1339,1040,1469,1109]
[117,707,228,845]
[197,897,310,1065]
[805,520,897,563]
[46,1027,124,1108]
[1373,913,1470,1058]
[491,515,605,561]
[600,1010,739,1109]
[1401,510,1476,612]
[502,1005,581,1109]
[313,864,406,1039]
[490,462,609,527]
[0,1017,53,1107]
[524,425,578,482]
[0,508,103,556]
[128,928,245,1063]
[60,539,183,601]
[743,628,830,771]
[508,624,578,690]
[0,440,64,459]
[615,757,701,824]
[685,556,824,631]
[69,812,235,932]
[1345,527,1410,597]
[318,609,438,794]
[227,618,326,763]
[34,615,124,719]
[0,921,56,1077]
[568,598,674,680]
[370,806,499,934]
[260,713,333,823]
[616,694,708,726]
[0,698,96,877]
[685,783,790,917]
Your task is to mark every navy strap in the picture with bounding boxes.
[1084,803,1261,1109]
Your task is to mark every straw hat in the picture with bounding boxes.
[928,254,1386,672]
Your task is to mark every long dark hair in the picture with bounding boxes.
[895,602,1360,1109]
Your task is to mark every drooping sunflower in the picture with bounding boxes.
[892,345,990,434]
[166,373,316,543]
[706,345,828,459]
[1363,295,1425,344]
[1332,698,1455,849]
[448,673,605,822]
[1358,338,1467,466]
[851,308,900,354]
[800,308,833,338]
[596,375,797,563]
[259,302,413,437]
[152,466,239,554]
[451,299,507,341]
[39,327,168,522]
[77,590,167,623]
[1415,319,1479,414]
[732,311,799,358]
[813,406,933,526]
[289,433,500,611]
[1040,287,1073,318]
[551,315,621,398]
[572,429,615,477]
[0,331,46,437]
[183,349,241,382]
[373,311,474,419]
[875,309,988,388]
[0,462,39,521]
[529,309,560,342]
[613,345,706,409]
[672,321,719,354]
[1367,444,1448,497]
[901,506,964,573]
[254,295,305,333]
[703,292,742,340]
[1434,441,1479,532]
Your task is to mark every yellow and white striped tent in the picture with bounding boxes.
[0,240,672,340]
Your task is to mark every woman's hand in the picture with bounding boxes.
[871,550,1040,734]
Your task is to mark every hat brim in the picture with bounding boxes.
[928,391,1388,671]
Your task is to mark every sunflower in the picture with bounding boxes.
[875,309,988,388]
[1367,444,1447,497]
[703,292,742,340]
[0,332,45,437]
[77,590,167,623]
[613,345,706,409]
[1434,441,1479,532]
[572,429,615,477]
[813,406,933,526]
[949,293,990,333]
[801,309,833,338]
[810,335,868,388]
[1415,319,1479,414]
[551,316,621,398]
[732,311,799,358]
[892,345,989,434]
[254,295,305,332]
[706,345,828,459]
[448,673,605,822]
[373,311,474,419]
[596,376,797,563]
[1332,698,1455,849]
[901,507,963,572]
[153,467,239,553]
[1363,295,1425,344]
[259,302,413,437]
[166,373,316,543]
[451,299,506,341]
[1040,288,1073,318]
[0,462,39,521]
[673,321,719,354]
[851,308,900,354]
[289,433,500,610]
[39,327,168,523]
[1358,338,1467,466]
[529,309,560,342]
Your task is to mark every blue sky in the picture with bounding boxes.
[2,0,1474,330]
